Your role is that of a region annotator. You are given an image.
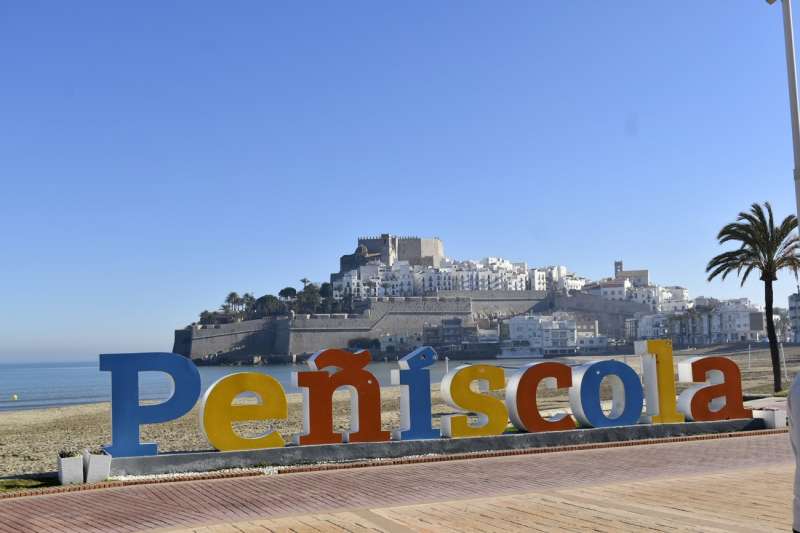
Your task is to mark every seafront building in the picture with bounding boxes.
[627,297,765,344]
[508,314,578,356]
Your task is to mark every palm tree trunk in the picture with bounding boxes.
[764,277,782,392]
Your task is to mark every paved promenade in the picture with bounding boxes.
[0,432,793,532]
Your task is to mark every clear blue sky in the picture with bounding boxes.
[2,1,800,361]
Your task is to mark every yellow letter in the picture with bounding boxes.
[440,364,508,438]
[637,339,684,424]
[200,372,288,451]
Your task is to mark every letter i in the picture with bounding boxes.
[391,346,439,440]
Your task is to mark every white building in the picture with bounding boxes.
[636,313,670,339]
[628,284,661,309]
[334,255,532,298]
[712,298,764,342]
[383,261,422,296]
[584,278,631,301]
[528,268,547,291]
[558,274,588,293]
[577,332,609,353]
[790,293,800,343]
[508,315,578,355]
[635,298,764,343]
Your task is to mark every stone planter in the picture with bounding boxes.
[58,455,83,485]
[83,450,112,483]
[753,408,787,429]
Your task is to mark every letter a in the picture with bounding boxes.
[677,356,752,421]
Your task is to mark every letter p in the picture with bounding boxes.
[100,353,201,457]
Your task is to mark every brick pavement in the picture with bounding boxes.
[0,432,793,532]
[202,465,784,533]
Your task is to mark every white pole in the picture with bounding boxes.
[748,343,751,370]
[781,342,790,384]
[445,356,449,374]
[779,0,800,223]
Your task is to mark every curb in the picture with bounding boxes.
[0,427,787,501]
[276,428,789,473]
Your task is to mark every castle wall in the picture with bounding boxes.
[438,290,548,317]
[173,318,291,362]
[171,291,647,363]
[397,237,443,267]
[552,293,650,338]
[358,235,396,266]
[287,297,472,355]
[356,234,443,268]
[173,298,473,360]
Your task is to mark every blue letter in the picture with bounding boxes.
[100,353,201,457]
[569,360,643,428]
[391,346,439,440]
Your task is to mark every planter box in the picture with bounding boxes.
[58,456,83,485]
[83,450,111,483]
[753,409,787,429]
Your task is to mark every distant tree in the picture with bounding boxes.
[706,201,800,392]
[242,293,256,316]
[225,292,240,314]
[254,294,286,317]
[199,310,214,325]
[296,283,321,314]
[342,293,354,314]
[279,287,297,299]
[300,278,311,288]
[319,282,333,299]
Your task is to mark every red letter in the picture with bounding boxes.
[677,356,752,421]
[506,362,576,432]
[293,349,390,444]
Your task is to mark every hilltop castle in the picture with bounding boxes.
[336,234,444,275]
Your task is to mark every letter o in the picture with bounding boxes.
[569,360,643,428]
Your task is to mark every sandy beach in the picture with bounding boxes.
[0,348,792,477]
[0,383,578,477]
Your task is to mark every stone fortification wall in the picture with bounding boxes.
[172,292,645,361]
[173,318,291,362]
[288,297,472,355]
[552,293,651,338]
[173,297,473,360]
[438,290,548,318]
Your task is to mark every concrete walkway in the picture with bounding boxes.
[0,432,793,532]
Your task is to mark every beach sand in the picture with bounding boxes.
[0,383,580,477]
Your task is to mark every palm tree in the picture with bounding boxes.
[300,278,310,288]
[242,292,256,312]
[225,292,240,315]
[706,202,800,392]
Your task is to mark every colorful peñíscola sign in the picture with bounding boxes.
[99,340,751,457]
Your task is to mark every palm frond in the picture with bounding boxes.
[709,202,798,285]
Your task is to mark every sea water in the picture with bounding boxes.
[0,359,516,412]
